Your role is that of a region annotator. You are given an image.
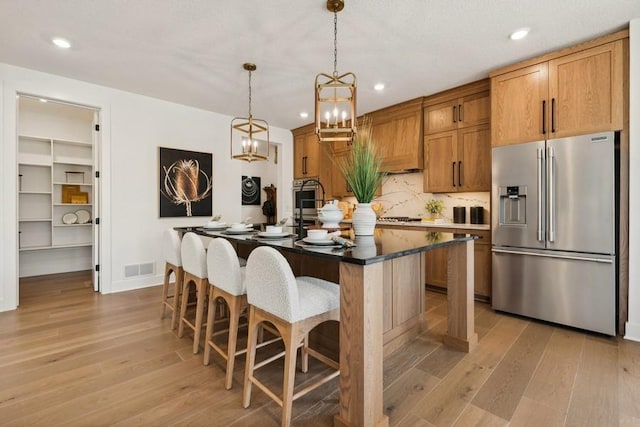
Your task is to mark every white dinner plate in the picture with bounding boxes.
[75,209,91,224]
[225,227,255,234]
[62,212,78,224]
[256,232,292,239]
[203,224,227,230]
[302,236,336,246]
[294,240,342,249]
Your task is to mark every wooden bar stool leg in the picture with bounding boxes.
[281,325,297,427]
[301,334,310,373]
[193,278,208,354]
[243,307,260,408]
[161,263,171,320]
[177,274,190,338]
[224,296,243,390]
[203,286,217,366]
[170,268,183,330]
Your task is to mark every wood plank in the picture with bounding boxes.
[472,322,553,420]
[523,328,584,414]
[565,336,619,426]
[382,367,440,425]
[618,339,640,421]
[509,396,566,427]
[453,404,509,427]
[414,316,527,426]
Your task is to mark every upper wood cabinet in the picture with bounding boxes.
[422,79,491,193]
[491,35,626,146]
[292,125,332,190]
[423,123,491,193]
[368,98,423,172]
[424,90,490,134]
[329,151,352,198]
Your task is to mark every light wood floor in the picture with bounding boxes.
[1,271,639,426]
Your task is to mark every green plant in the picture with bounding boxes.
[426,199,443,215]
[337,117,386,203]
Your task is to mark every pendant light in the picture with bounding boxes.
[315,0,357,143]
[231,63,269,162]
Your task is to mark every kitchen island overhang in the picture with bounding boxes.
[176,227,477,427]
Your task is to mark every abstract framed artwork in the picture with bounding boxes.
[159,147,213,217]
[241,176,261,205]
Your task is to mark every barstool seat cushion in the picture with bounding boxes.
[245,247,339,323]
[295,277,340,321]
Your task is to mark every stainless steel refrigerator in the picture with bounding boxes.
[491,132,617,335]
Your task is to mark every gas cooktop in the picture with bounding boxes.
[377,216,422,223]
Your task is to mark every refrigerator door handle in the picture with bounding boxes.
[537,148,544,242]
[547,146,555,242]
[492,248,613,264]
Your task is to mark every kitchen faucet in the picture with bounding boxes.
[297,178,325,240]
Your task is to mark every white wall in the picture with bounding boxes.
[625,18,640,342]
[0,63,293,311]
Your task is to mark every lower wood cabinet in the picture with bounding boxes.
[423,228,491,300]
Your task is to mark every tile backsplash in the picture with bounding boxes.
[340,172,490,224]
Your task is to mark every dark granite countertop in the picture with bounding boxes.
[176,226,476,265]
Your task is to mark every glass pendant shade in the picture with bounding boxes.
[230,63,269,162]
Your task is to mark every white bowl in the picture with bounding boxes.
[307,229,328,240]
[265,225,283,234]
[230,223,247,230]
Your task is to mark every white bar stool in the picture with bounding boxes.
[177,232,209,354]
[160,229,183,330]
[204,238,281,389]
[242,246,340,427]
[203,238,247,389]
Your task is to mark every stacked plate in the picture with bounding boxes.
[224,224,255,234]
[203,221,227,230]
[255,231,293,239]
[302,236,337,246]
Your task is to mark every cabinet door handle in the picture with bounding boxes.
[302,156,307,174]
[458,104,463,122]
[542,100,547,134]
[551,98,556,133]
[452,162,456,187]
[452,106,457,123]
[458,161,462,187]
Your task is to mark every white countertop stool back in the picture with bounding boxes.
[161,228,183,330]
[242,246,340,427]
[177,232,209,354]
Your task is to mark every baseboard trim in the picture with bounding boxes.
[624,321,640,342]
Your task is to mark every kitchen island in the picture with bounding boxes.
[177,226,477,427]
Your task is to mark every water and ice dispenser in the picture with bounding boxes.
[498,185,527,225]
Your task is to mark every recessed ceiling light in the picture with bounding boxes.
[52,38,71,49]
[299,112,309,119]
[374,83,385,91]
[509,28,530,41]
[39,98,48,103]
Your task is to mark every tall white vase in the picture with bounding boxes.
[352,203,377,236]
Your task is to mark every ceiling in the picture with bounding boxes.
[1,1,639,130]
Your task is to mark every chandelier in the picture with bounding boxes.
[315,0,357,143]
[230,63,269,162]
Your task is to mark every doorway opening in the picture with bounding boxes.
[17,95,101,304]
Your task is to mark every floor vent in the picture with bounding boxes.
[124,262,155,278]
